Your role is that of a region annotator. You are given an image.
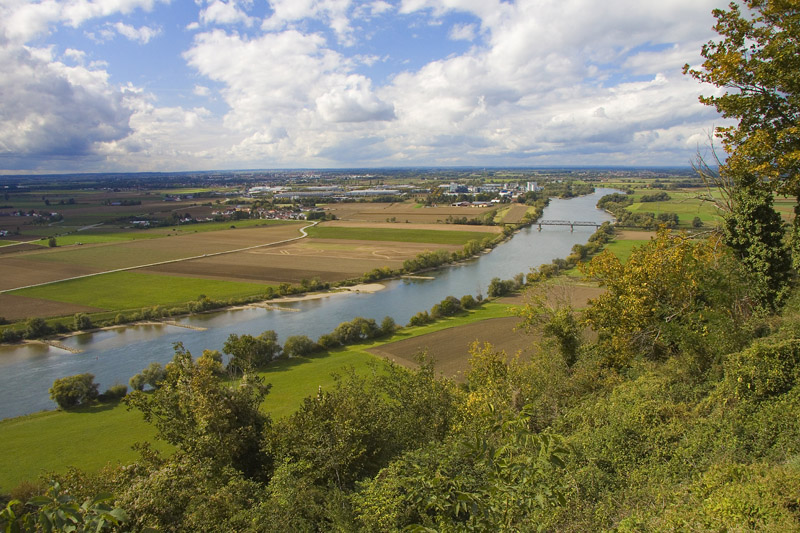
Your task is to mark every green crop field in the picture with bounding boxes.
[604,239,644,263]
[52,219,297,246]
[306,226,494,245]
[11,272,273,310]
[627,189,722,226]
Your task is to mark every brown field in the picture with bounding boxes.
[318,219,501,233]
[615,230,654,240]
[0,258,100,291]
[0,294,102,321]
[369,316,535,381]
[500,204,531,224]
[370,284,605,380]
[0,242,42,255]
[142,239,462,284]
[324,201,499,225]
[0,224,306,291]
[498,284,606,309]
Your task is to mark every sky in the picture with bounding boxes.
[0,0,732,174]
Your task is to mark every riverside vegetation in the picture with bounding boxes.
[4,1,800,530]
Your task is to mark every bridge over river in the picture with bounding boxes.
[537,219,601,231]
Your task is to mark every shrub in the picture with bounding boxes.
[224,331,282,373]
[488,277,514,298]
[101,383,128,401]
[24,317,50,339]
[431,296,462,319]
[460,294,477,309]
[725,339,800,401]
[1,329,23,343]
[49,373,99,409]
[73,313,92,331]
[129,373,146,391]
[283,335,319,357]
[380,316,397,336]
[408,311,432,327]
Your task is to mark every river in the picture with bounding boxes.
[0,189,616,420]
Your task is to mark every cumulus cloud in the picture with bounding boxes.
[448,22,476,41]
[316,77,395,122]
[0,45,132,161]
[63,48,86,63]
[193,84,211,97]
[263,0,355,45]
[0,0,168,43]
[0,0,735,171]
[200,0,255,27]
[109,22,161,43]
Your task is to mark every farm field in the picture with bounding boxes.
[0,189,216,238]
[324,200,498,224]
[143,238,457,284]
[371,284,604,379]
[52,218,293,246]
[498,203,532,224]
[604,230,654,263]
[775,196,796,221]
[10,271,274,311]
[0,294,102,321]
[305,224,498,245]
[369,316,533,380]
[626,189,720,227]
[0,404,169,493]
[0,222,305,292]
[0,214,505,321]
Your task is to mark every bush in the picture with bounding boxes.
[283,335,319,357]
[725,339,800,401]
[431,296,462,319]
[460,294,477,309]
[408,311,432,327]
[49,373,99,409]
[73,313,92,331]
[1,329,23,343]
[24,317,51,339]
[488,277,514,298]
[224,331,282,373]
[129,373,146,391]
[380,316,397,336]
[100,383,128,401]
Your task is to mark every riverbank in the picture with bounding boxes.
[0,189,616,421]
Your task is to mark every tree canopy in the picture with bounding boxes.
[685,0,800,198]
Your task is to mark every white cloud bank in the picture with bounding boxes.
[0,0,732,172]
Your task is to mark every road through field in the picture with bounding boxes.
[0,221,319,294]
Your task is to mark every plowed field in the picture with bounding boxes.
[369,316,535,380]
[0,294,102,321]
[142,239,461,283]
[325,202,498,224]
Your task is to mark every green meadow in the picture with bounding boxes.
[627,189,721,227]
[603,238,647,263]
[0,302,515,491]
[51,219,298,246]
[306,226,494,245]
[11,272,273,310]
